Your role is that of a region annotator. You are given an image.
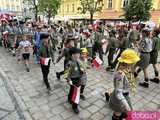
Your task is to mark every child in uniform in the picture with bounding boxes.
[108,49,140,120]
[64,47,82,114]
[79,48,90,100]
[150,28,160,83]
[18,34,32,72]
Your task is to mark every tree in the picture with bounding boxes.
[38,0,61,24]
[78,0,103,24]
[24,0,39,21]
[123,0,152,23]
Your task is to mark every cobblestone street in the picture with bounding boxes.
[0,47,160,120]
[0,75,21,120]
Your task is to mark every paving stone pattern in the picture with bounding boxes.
[0,47,160,120]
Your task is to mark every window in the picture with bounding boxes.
[123,0,129,7]
[108,0,112,9]
[67,4,69,12]
[72,4,74,12]
[59,6,61,13]
[17,6,19,11]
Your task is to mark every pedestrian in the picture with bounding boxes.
[150,28,160,83]
[56,38,75,79]
[34,25,42,64]
[129,26,140,46]
[83,32,94,58]
[64,47,82,114]
[39,33,52,93]
[108,49,140,120]
[18,34,32,72]
[48,27,58,63]
[93,26,104,61]
[15,34,23,62]
[79,48,90,100]
[106,29,119,70]
[135,28,153,88]
[2,19,11,49]
[112,28,130,69]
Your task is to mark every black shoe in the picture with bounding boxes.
[72,107,79,114]
[105,92,110,102]
[26,68,30,72]
[112,114,121,120]
[139,82,149,88]
[56,72,60,80]
[106,66,112,71]
[68,98,72,104]
[80,94,86,100]
[48,86,52,90]
[134,72,138,78]
[68,100,72,104]
[47,87,53,94]
[120,112,128,119]
[150,78,160,84]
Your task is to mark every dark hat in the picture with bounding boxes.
[65,38,74,45]
[51,25,57,29]
[67,34,75,41]
[123,28,128,34]
[97,26,102,32]
[19,20,25,24]
[8,19,14,22]
[13,19,18,22]
[40,33,49,40]
[110,29,116,34]
[69,47,81,55]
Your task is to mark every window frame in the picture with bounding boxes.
[108,0,112,9]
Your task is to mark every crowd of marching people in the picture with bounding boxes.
[0,18,160,119]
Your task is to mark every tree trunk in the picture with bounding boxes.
[90,13,93,24]
[35,8,38,21]
[33,0,38,21]
[128,21,131,30]
[48,13,52,25]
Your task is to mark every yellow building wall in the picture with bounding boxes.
[56,0,160,24]
[0,0,22,13]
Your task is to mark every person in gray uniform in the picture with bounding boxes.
[64,47,82,114]
[150,28,160,84]
[135,28,153,88]
[93,26,104,61]
[109,49,140,120]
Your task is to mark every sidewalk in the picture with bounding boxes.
[0,47,160,120]
[0,72,21,120]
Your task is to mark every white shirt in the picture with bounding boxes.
[19,40,31,53]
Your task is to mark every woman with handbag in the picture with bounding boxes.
[39,33,52,93]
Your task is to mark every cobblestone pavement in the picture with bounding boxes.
[0,77,19,120]
[0,47,160,120]
[0,66,25,120]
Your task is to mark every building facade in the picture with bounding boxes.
[0,0,22,14]
[56,0,160,24]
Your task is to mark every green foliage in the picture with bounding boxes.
[24,0,39,21]
[78,0,103,23]
[38,0,61,23]
[123,0,153,22]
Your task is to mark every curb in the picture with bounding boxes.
[0,69,33,120]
